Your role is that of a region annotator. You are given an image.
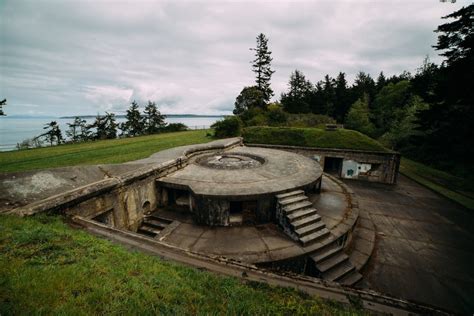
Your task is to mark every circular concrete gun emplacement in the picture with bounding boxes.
[4,138,368,288]
[156,147,323,226]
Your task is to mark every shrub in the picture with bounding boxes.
[162,123,188,132]
[242,126,306,146]
[287,113,335,128]
[246,114,268,126]
[266,103,288,126]
[211,116,242,138]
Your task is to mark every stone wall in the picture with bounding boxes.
[246,144,400,184]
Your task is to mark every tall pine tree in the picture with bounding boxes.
[143,101,166,134]
[281,70,313,113]
[251,33,275,102]
[121,101,143,137]
[42,121,63,146]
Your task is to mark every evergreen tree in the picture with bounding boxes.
[344,94,375,137]
[42,121,63,146]
[413,4,474,171]
[351,72,376,107]
[433,4,474,65]
[281,70,313,113]
[251,33,275,102]
[376,72,386,91]
[121,101,143,137]
[333,72,350,122]
[412,56,439,103]
[308,81,326,115]
[78,118,91,141]
[233,86,266,115]
[143,101,166,134]
[104,112,118,139]
[90,114,108,140]
[0,99,6,116]
[66,116,85,142]
[322,75,336,116]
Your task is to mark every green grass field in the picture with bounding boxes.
[400,158,474,210]
[242,126,389,152]
[0,130,212,173]
[0,214,363,315]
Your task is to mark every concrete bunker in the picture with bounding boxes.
[4,138,379,287]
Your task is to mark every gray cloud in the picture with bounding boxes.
[0,0,469,116]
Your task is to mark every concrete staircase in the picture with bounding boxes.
[276,190,330,246]
[137,214,172,238]
[276,189,362,286]
[310,243,362,286]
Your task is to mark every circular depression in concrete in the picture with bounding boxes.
[196,153,265,170]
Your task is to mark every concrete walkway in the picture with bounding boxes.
[346,175,474,314]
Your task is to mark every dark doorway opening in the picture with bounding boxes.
[229,201,243,225]
[93,209,114,226]
[324,157,343,176]
[230,201,243,213]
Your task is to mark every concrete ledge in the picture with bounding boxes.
[348,209,376,271]
[6,178,121,216]
[324,173,360,243]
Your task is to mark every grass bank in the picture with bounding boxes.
[0,214,362,315]
[242,126,389,152]
[0,130,212,173]
[400,158,474,210]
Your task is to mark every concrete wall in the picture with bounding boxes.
[65,175,160,231]
[246,144,400,184]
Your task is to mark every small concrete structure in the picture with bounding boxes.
[246,144,400,184]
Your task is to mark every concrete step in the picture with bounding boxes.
[310,244,343,264]
[323,261,356,282]
[276,190,304,200]
[137,225,161,237]
[284,201,313,214]
[287,208,318,222]
[292,214,321,230]
[339,271,363,287]
[317,253,349,273]
[279,195,308,206]
[144,218,168,229]
[147,215,173,224]
[300,228,330,246]
[176,195,190,206]
[140,223,162,234]
[295,221,326,237]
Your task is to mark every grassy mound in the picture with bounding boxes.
[242,126,389,152]
[0,215,362,315]
[0,130,212,173]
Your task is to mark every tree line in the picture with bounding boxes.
[230,5,473,176]
[18,101,187,149]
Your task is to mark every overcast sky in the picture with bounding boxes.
[0,0,468,116]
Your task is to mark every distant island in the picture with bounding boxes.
[59,114,225,119]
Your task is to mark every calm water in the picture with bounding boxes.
[0,116,223,151]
